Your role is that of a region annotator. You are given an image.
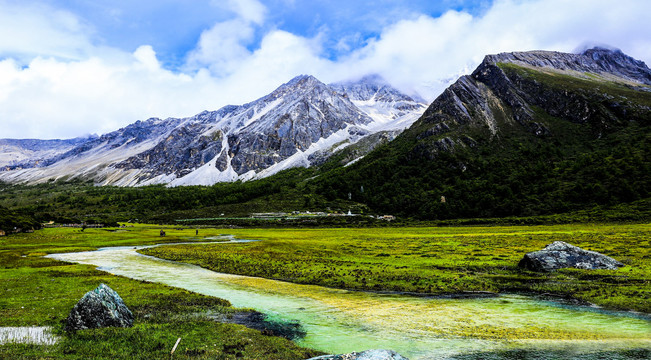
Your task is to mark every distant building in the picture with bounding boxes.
[381,215,395,221]
[43,223,104,228]
[251,212,289,219]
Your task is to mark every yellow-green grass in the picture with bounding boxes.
[140,223,651,313]
[0,225,321,359]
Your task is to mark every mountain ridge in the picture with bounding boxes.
[0,136,96,169]
[0,74,426,186]
[483,47,651,85]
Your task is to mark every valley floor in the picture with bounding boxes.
[0,223,649,359]
[140,224,651,314]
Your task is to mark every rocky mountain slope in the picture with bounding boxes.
[0,137,94,169]
[0,75,425,186]
[314,47,651,219]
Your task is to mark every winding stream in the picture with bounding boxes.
[47,239,651,359]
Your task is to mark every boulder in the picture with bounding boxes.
[307,349,409,360]
[65,284,134,331]
[518,241,624,272]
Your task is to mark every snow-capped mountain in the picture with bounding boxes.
[331,74,426,131]
[0,137,94,169]
[0,75,426,186]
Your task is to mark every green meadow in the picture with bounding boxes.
[141,223,651,313]
[0,226,321,359]
[1,223,649,359]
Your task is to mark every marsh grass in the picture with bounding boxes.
[140,224,651,313]
[450,348,651,360]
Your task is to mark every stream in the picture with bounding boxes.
[47,238,651,359]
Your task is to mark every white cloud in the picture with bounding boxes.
[333,0,651,99]
[185,19,256,76]
[225,0,266,25]
[186,0,267,76]
[0,33,325,139]
[1,0,651,139]
[0,1,94,62]
[133,45,160,71]
[225,30,331,87]
[0,52,203,139]
[209,0,266,25]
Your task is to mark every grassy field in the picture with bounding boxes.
[1,223,649,359]
[0,225,322,359]
[140,223,651,314]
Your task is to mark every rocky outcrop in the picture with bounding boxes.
[308,130,400,167]
[115,122,224,178]
[307,349,409,360]
[412,47,651,159]
[65,284,134,331]
[483,47,651,85]
[518,241,625,272]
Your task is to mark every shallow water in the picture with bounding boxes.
[47,239,651,359]
[0,327,58,345]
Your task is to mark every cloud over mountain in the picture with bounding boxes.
[1,0,650,139]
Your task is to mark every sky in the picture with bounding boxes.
[1,0,650,139]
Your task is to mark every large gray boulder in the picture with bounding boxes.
[518,241,624,272]
[65,284,134,331]
[307,349,409,360]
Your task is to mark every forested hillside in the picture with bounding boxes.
[313,50,651,219]
[0,205,40,232]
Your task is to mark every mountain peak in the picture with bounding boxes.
[284,74,322,87]
[358,74,387,84]
[580,46,622,56]
[330,74,422,104]
[266,74,327,100]
[580,47,650,73]
[480,47,651,85]
[336,74,388,87]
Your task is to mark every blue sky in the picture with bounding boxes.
[17,0,491,70]
[1,0,650,139]
[25,0,490,68]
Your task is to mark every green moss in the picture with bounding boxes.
[140,224,651,313]
[0,225,322,359]
[498,62,651,109]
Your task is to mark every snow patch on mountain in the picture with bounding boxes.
[252,125,356,180]
[168,135,238,186]
[331,74,427,132]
